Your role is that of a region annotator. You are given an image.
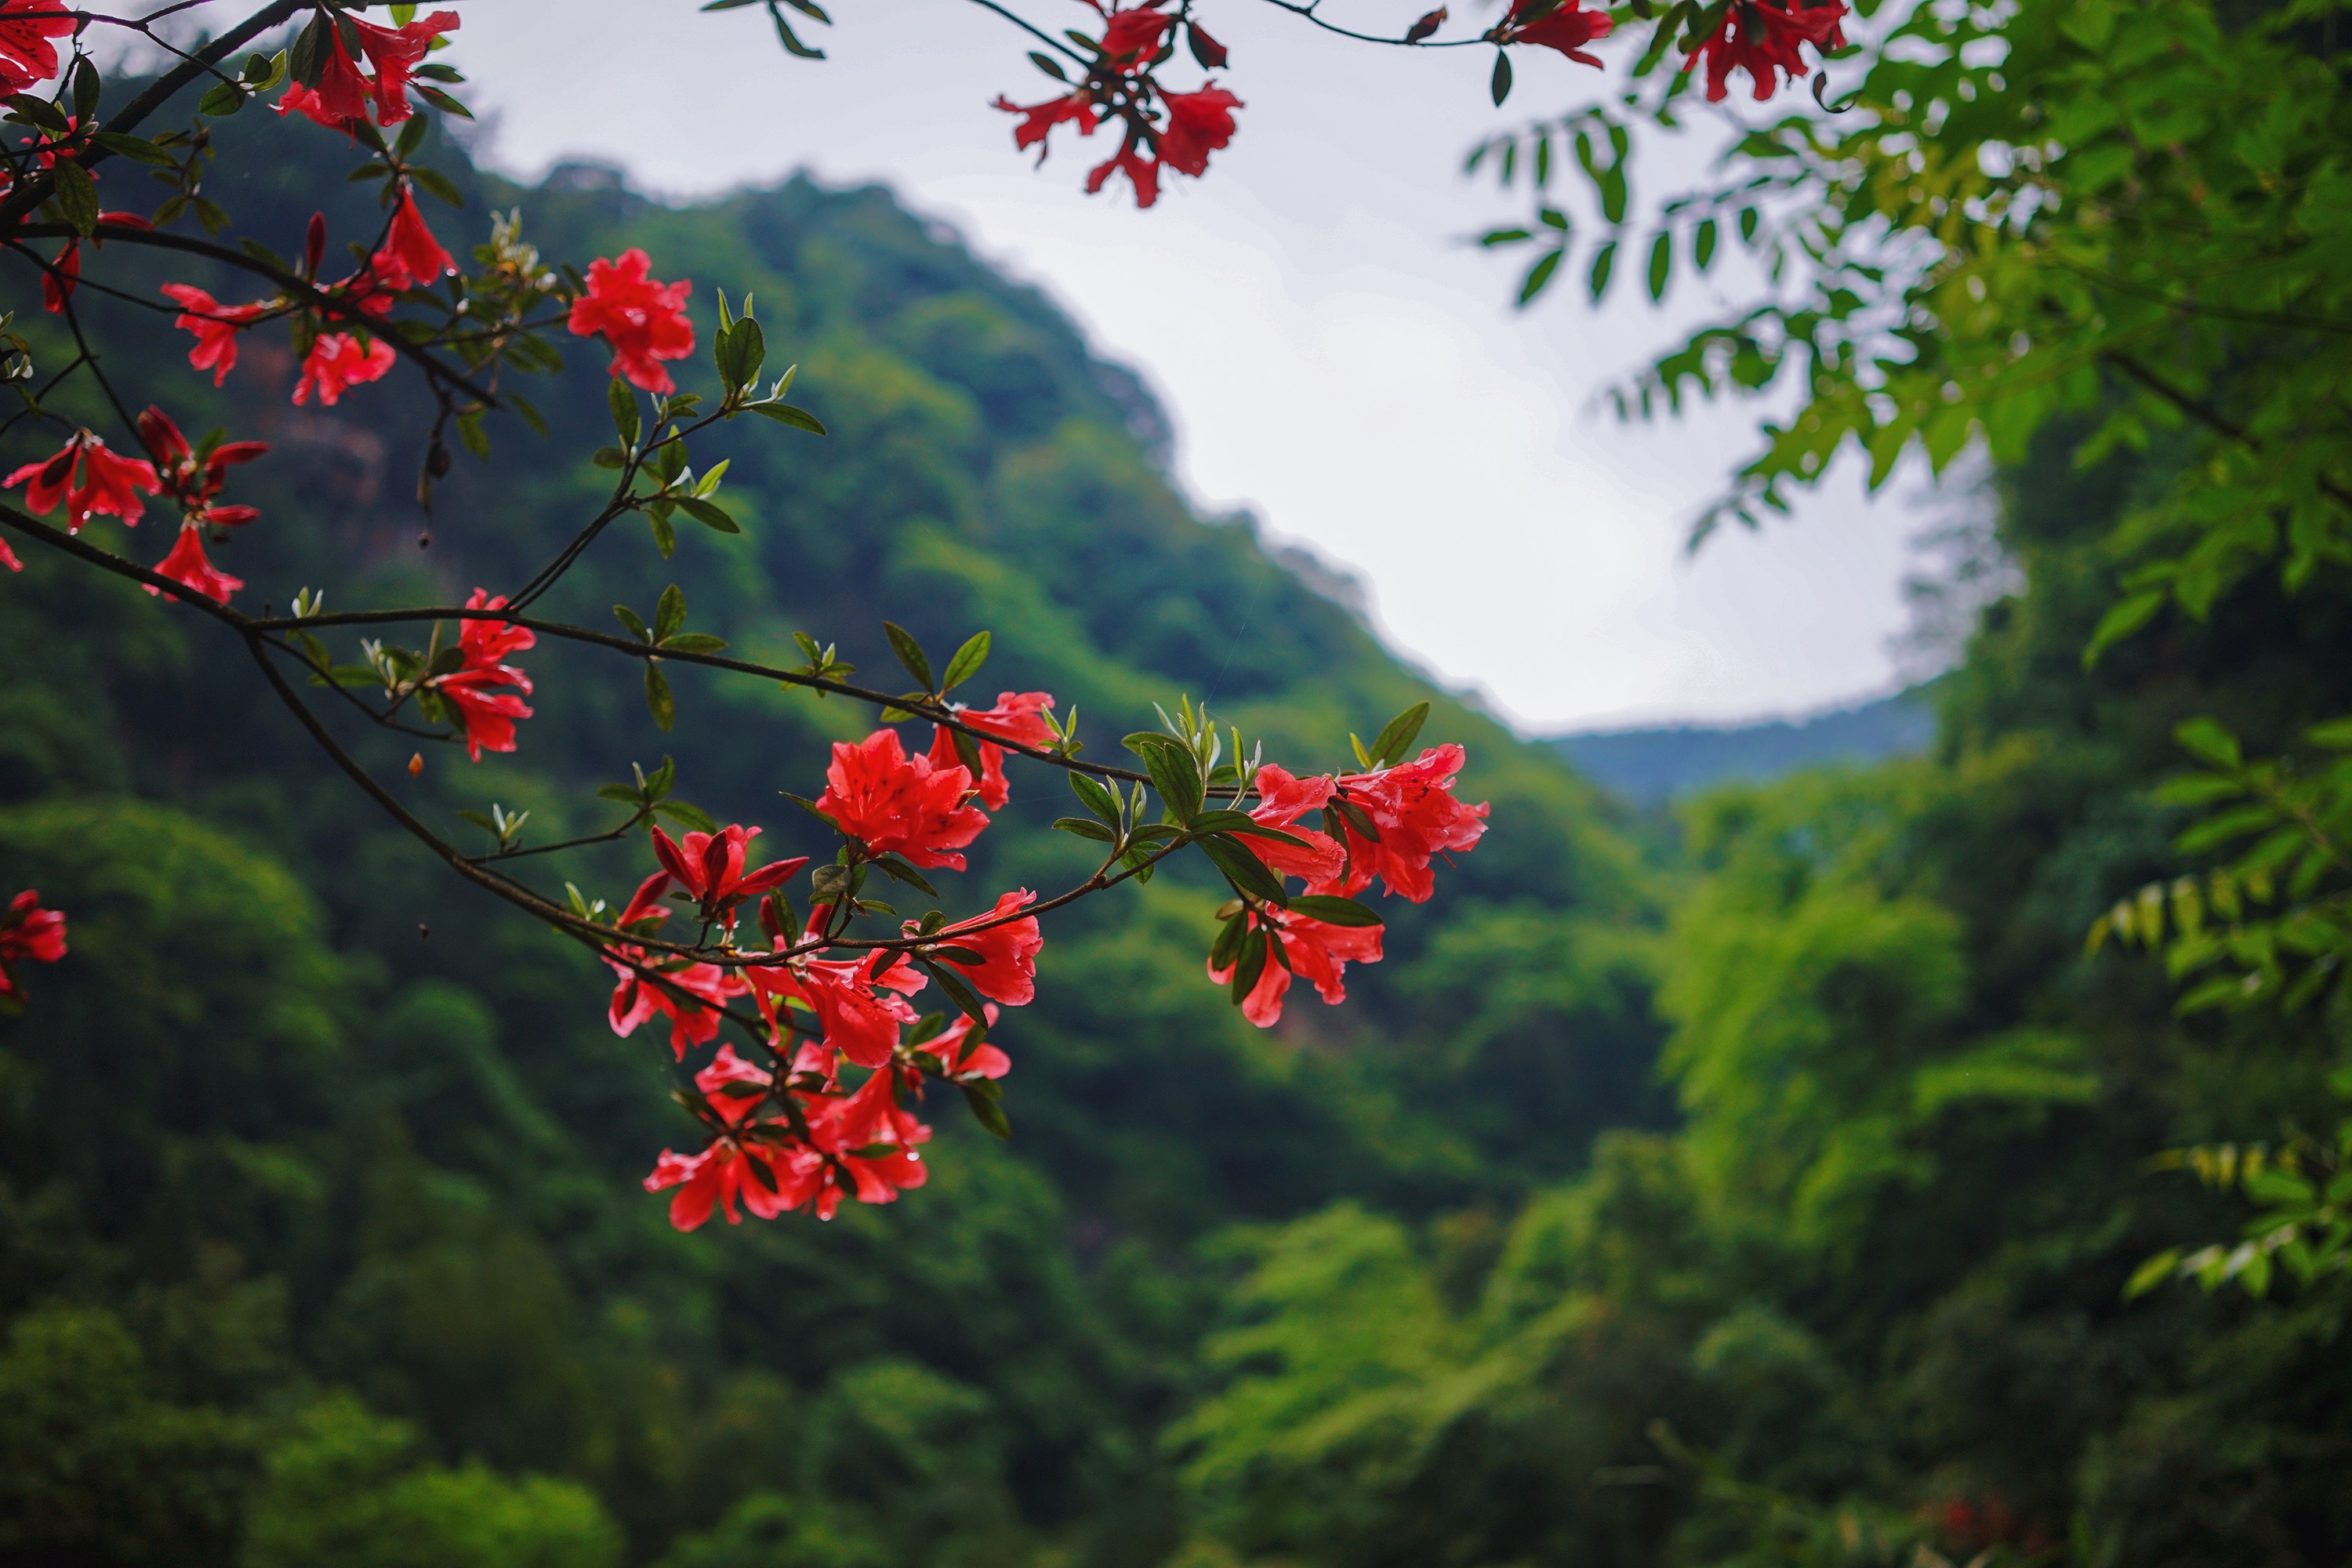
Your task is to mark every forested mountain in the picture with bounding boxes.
[7,101,2350,1568]
[1549,691,1935,804]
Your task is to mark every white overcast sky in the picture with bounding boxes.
[445,0,1936,733]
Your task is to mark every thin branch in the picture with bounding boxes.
[250,603,1172,789]
[11,220,503,408]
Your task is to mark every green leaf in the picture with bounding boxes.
[2122,1247,2181,1301]
[1125,732,1203,824]
[1518,248,1564,306]
[916,956,990,1026]
[883,622,934,690]
[716,315,766,390]
[413,84,471,118]
[51,159,98,238]
[614,604,651,641]
[2174,717,2242,771]
[962,1080,1013,1139]
[871,856,939,896]
[1588,240,1617,301]
[90,132,176,167]
[2085,590,2165,664]
[1646,230,1672,300]
[1196,833,1288,906]
[1029,49,1068,80]
[198,78,245,116]
[1490,49,1512,106]
[608,377,640,446]
[1053,816,1118,843]
[941,630,991,691]
[289,12,328,86]
[1229,928,1270,1004]
[1286,894,1383,927]
[1368,701,1430,768]
[750,401,827,435]
[1694,216,1718,270]
[1209,911,1250,971]
[644,662,676,731]
[1189,812,1310,848]
[660,633,728,655]
[673,495,739,533]
[1069,770,1122,828]
[654,584,688,644]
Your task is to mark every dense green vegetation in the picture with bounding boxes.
[7,97,2350,1568]
[0,118,1661,1568]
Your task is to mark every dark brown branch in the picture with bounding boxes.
[11,220,503,408]
[249,603,1174,789]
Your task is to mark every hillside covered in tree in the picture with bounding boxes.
[7,82,2352,1568]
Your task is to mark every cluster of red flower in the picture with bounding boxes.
[1682,0,1849,101]
[1,408,264,601]
[0,889,65,1014]
[993,0,1243,208]
[621,697,1483,1228]
[1221,746,1488,1025]
[620,730,1050,1228]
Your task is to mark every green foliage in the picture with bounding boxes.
[244,1395,622,1568]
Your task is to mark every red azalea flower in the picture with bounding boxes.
[146,524,245,604]
[0,887,67,1011]
[1156,85,1243,177]
[753,947,926,1070]
[608,952,751,1058]
[993,91,1101,158]
[926,888,1044,1006]
[0,0,73,96]
[1098,3,1171,66]
[1241,764,1348,884]
[377,187,456,290]
[803,1065,931,1210]
[643,1134,801,1230]
[4,431,161,535]
[649,823,808,931]
[1207,906,1385,1028]
[814,728,991,871]
[926,690,1056,809]
[40,240,74,313]
[1682,0,1847,101]
[0,535,19,573]
[162,285,274,386]
[1087,143,1161,208]
[139,405,268,524]
[278,9,460,130]
[456,587,535,673]
[604,870,755,1059]
[566,249,695,395]
[426,587,535,760]
[695,1042,777,1127]
[1312,743,1490,902]
[916,1006,1011,1079]
[1498,0,1614,67]
[293,332,396,406]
